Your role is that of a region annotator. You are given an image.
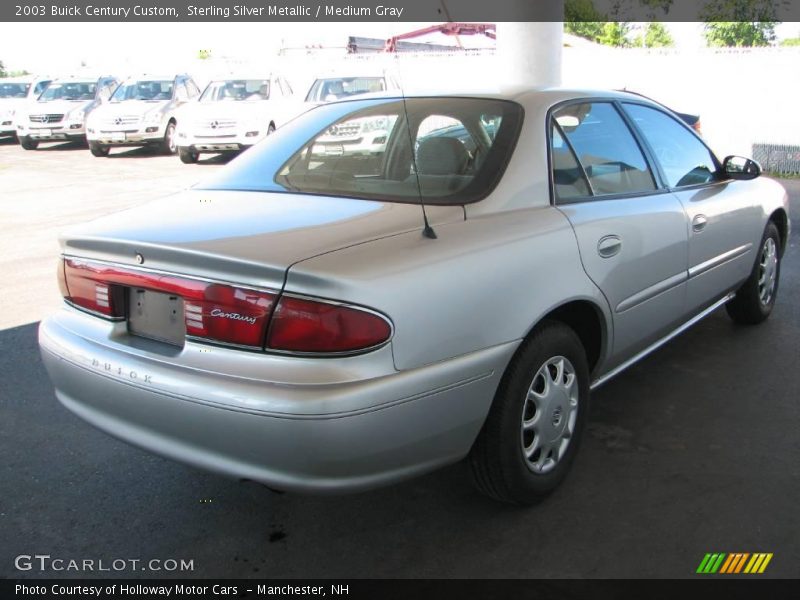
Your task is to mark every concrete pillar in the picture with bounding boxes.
[496,2,564,88]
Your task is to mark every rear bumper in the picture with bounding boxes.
[39,308,515,493]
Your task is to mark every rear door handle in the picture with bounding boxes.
[692,214,708,232]
[597,235,622,258]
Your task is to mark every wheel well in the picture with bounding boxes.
[538,301,604,373]
[770,209,789,256]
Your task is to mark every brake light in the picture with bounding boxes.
[62,259,125,318]
[267,296,391,353]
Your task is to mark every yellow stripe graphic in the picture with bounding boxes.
[743,554,759,573]
[758,553,773,574]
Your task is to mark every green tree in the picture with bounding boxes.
[701,0,780,47]
[0,60,7,78]
[598,22,633,47]
[632,22,675,47]
[779,37,800,46]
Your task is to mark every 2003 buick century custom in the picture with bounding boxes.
[39,89,789,504]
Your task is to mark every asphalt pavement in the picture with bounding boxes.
[1,140,798,579]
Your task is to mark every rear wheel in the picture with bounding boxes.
[161,121,177,155]
[470,321,590,505]
[89,142,110,157]
[19,136,38,150]
[726,222,781,325]
[178,147,199,164]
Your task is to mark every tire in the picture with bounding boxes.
[178,147,199,164]
[89,142,110,157]
[725,222,781,325]
[19,136,38,150]
[161,121,177,155]
[470,321,590,505]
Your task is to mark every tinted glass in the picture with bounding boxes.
[555,102,655,196]
[305,77,386,103]
[198,97,523,205]
[111,80,173,102]
[624,103,718,188]
[0,83,30,98]
[38,82,97,101]
[201,80,270,102]
[551,124,590,200]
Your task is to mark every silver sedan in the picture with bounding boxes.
[39,89,790,504]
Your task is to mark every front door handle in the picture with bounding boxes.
[597,235,622,258]
[692,214,708,232]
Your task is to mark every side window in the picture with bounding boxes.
[554,102,656,196]
[550,123,590,200]
[623,103,718,188]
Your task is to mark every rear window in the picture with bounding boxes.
[197,97,523,205]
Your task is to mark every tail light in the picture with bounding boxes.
[59,258,391,354]
[267,296,392,353]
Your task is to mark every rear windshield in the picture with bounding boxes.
[196,97,523,205]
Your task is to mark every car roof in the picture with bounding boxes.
[316,87,665,108]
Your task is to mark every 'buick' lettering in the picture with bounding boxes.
[210,308,257,325]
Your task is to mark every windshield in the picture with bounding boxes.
[0,83,30,98]
[200,80,269,102]
[39,82,96,102]
[111,80,173,102]
[305,77,386,103]
[197,97,523,206]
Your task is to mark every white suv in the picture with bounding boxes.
[85,74,200,157]
[17,76,119,150]
[175,74,296,164]
[0,75,52,140]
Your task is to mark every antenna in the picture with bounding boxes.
[394,58,437,240]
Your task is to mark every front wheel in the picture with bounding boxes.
[470,321,590,505]
[89,142,110,157]
[161,121,177,155]
[178,147,199,164]
[19,136,38,150]
[726,222,781,325]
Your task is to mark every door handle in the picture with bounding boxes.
[597,235,622,258]
[692,214,708,232]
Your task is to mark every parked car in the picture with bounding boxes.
[304,69,402,157]
[85,74,200,156]
[174,74,296,164]
[0,75,52,140]
[16,76,119,150]
[39,89,789,504]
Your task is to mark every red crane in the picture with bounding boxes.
[384,23,496,53]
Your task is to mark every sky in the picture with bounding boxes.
[1,22,798,74]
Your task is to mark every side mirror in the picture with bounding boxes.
[723,155,761,180]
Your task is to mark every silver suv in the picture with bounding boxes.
[85,74,200,157]
[17,76,119,150]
